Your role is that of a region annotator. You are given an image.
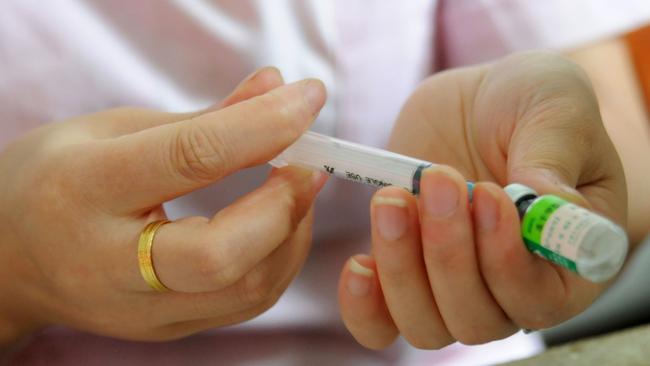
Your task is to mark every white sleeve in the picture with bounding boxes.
[438,0,650,67]
[488,0,650,50]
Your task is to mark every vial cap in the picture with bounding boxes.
[504,183,538,203]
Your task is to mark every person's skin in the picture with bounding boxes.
[338,49,650,349]
[567,37,650,246]
[0,49,647,355]
[0,67,328,349]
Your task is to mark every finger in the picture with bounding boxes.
[150,216,311,334]
[82,67,285,138]
[154,167,325,293]
[474,182,602,330]
[83,78,326,211]
[369,187,452,349]
[125,166,326,293]
[145,207,316,326]
[338,255,398,350]
[214,66,284,109]
[418,166,516,344]
[98,210,314,341]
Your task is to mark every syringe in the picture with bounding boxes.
[269,130,469,195]
[269,131,628,282]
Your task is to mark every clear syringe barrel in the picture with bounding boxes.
[269,131,432,194]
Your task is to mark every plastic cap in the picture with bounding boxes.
[504,183,538,203]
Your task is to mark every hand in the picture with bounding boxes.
[0,68,327,347]
[338,52,627,349]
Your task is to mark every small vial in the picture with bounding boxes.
[504,184,628,282]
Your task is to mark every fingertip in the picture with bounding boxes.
[474,182,529,262]
[264,167,326,229]
[349,254,377,273]
[346,255,376,296]
[217,67,285,110]
[371,188,416,244]
[302,78,327,116]
[473,181,542,295]
[419,165,469,219]
[423,164,468,188]
[339,255,378,306]
[508,168,590,209]
[473,183,501,232]
[252,66,285,90]
[269,166,327,196]
[311,171,329,194]
[371,186,416,211]
[373,185,414,199]
[473,183,585,330]
[339,254,399,350]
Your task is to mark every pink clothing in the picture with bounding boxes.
[1,0,648,365]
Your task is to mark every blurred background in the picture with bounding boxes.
[541,24,650,347]
[1,2,649,365]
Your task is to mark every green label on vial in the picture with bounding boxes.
[521,195,578,273]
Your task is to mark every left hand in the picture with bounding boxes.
[0,68,327,347]
[337,52,627,349]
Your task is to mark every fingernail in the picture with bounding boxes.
[268,166,313,191]
[476,184,499,230]
[421,167,460,217]
[372,196,408,241]
[244,68,265,82]
[347,258,374,296]
[302,79,326,115]
[250,66,284,85]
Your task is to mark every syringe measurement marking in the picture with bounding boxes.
[322,165,392,188]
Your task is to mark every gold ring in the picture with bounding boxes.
[138,219,171,292]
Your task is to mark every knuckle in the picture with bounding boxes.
[513,302,567,330]
[402,328,454,350]
[258,89,292,119]
[454,328,495,346]
[248,290,284,319]
[357,337,396,351]
[499,239,524,268]
[421,225,467,270]
[516,313,562,331]
[406,336,453,350]
[171,123,232,183]
[251,90,305,139]
[237,267,279,307]
[268,179,306,237]
[516,316,552,331]
[280,190,303,233]
[195,245,242,289]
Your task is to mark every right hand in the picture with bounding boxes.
[337,52,627,349]
[0,68,327,346]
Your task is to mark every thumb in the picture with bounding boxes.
[506,121,595,208]
[505,88,626,224]
[475,52,626,223]
[85,78,326,212]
